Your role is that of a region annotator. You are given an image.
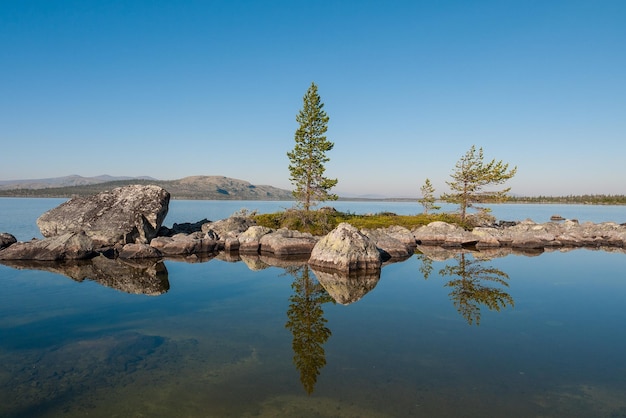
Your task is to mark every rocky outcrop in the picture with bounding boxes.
[259,228,319,256]
[309,223,381,272]
[0,231,96,261]
[0,233,16,250]
[470,219,626,249]
[36,185,170,247]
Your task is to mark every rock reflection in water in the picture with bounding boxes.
[0,255,169,295]
[311,267,381,305]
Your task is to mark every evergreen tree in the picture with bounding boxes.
[441,145,517,221]
[418,178,440,214]
[287,82,338,211]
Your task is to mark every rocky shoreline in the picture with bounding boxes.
[1,185,625,272]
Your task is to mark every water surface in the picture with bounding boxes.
[0,199,625,417]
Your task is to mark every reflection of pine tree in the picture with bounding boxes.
[439,253,514,326]
[415,253,434,280]
[285,265,334,394]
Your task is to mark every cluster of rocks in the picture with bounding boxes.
[1,185,625,274]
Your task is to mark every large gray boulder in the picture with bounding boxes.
[36,185,170,247]
[308,223,381,272]
[0,231,96,261]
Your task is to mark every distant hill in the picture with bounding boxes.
[0,175,294,201]
[0,175,156,190]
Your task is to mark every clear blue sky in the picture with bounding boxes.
[1,0,625,197]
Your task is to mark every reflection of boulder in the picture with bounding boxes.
[311,267,381,305]
[0,255,169,295]
[36,185,170,246]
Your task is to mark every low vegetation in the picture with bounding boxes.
[253,209,469,235]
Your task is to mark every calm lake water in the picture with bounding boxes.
[0,198,625,417]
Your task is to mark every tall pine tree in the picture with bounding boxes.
[287,82,338,211]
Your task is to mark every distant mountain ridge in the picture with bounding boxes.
[0,175,294,201]
[0,175,156,190]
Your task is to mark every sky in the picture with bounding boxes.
[1,0,625,198]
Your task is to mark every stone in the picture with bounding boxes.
[201,216,256,239]
[308,223,381,272]
[259,228,319,256]
[0,231,96,261]
[362,227,414,260]
[412,221,478,247]
[149,232,219,256]
[36,185,170,247]
[119,243,163,259]
[0,233,17,250]
[158,219,210,236]
[238,226,273,253]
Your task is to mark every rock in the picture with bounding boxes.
[158,219,210,236]
[308,223,381,272]
[412,221,477,247]
[202,216,257,239]
[311,267,381,305]
[0,231,96,261]
[0,233,17,250]
[259,228,319,256]
[238,226,273,253]
[149,232,219,256]
[362,226,415,259]
[36,185,170,247]
[119,243,163,259]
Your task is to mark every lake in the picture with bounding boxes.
[1,198,625,417]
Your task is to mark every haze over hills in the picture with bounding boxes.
[0,175,294,200]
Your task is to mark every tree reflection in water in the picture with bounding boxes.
[417,250,515,326]
[439,253,514,326]
[284,265,334,394]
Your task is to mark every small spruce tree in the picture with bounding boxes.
[418,178,440,214]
